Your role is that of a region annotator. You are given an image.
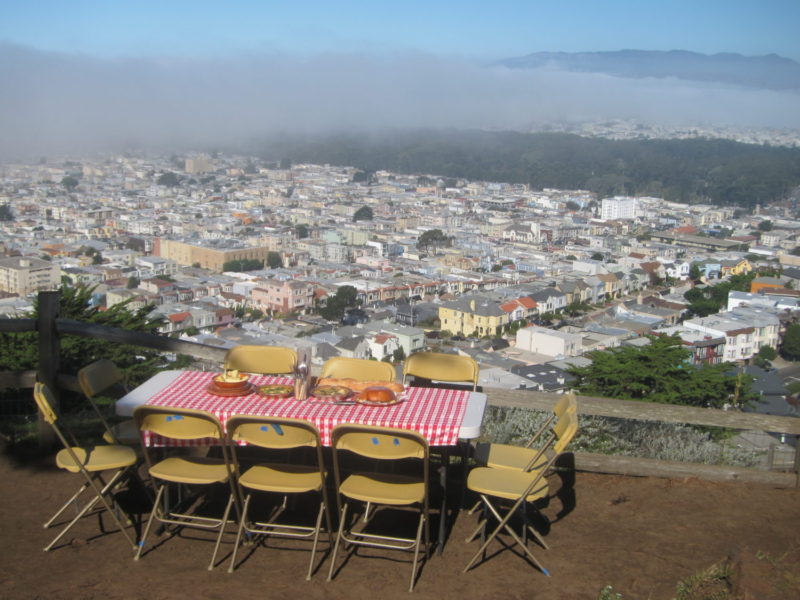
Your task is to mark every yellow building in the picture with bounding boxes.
[438,296,508,337]
[156,238,269,272]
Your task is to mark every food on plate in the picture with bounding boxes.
[256,384,293,397]
[311,384,352,399]
[213,370,250,388]
[316,378,404,394]
[357,386,397,404]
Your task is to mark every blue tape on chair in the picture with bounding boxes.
[138,541,145,547]
[393,438,400,446]
[260,425,269,432]
[174,415,183,420]
[273,424,284,436]
[371,437,379,445]
[166,416,172,422]
[543,568,551,577]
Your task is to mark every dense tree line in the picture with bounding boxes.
[259,130,800,207]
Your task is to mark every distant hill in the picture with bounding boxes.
[498,50,800,91]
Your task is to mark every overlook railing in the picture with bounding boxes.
[2,291,799,488]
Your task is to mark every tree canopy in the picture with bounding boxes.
[781,323,800,361]
[156,171,180,187]
[683,271,760,318]
[61,175,79,191]
[266,252,283,269]
[223,258,264,272]
[318,285,359,322]
[568,334,753,408]
[353,206,373,221]
[417,229,453,252]
[260,130,800,208]
[0,203,13,221]
[0,285,163,387]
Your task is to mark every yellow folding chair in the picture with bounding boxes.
[327,425,430,592]
[226,416,332,580]
[78,359,139,445]
[223,344,297,375]
[463,411,578,575]
[402,352,479,390]
[320,356,396,382]
[475,393,577,471]
[33,382,138,552]
[133,406,239,569]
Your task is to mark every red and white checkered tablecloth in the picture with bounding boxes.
[144,370,470,447]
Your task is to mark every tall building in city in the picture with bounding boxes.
[601,196,638,220]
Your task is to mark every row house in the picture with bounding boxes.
[683,308,779,362]
[499,296,538,322]
[365,332,400,361]
[528,288,567,314]
[252,280,315,315]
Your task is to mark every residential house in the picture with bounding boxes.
[438,295,508,337]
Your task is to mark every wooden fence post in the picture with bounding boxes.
[37,291,60,447]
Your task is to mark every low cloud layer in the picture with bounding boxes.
[1,43,799,159]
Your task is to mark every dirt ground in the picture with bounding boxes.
[1,448,799,600]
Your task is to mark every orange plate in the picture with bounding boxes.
[354,394,403,407]
[205,382,254,397]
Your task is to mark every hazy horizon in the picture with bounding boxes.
[1,42,799,160]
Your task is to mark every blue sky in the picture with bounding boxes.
[1,0,799,60]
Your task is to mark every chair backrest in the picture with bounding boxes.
[321,357,396,382]
[33,382,58,426]
[330,424,429,513]
[552,410,579,455]
[134,405,224,441]
[223,344,297,375]
[227,416,320,450]
[33,382,84,459]
[78,359,126,398]
[332,424,428,460]
[402,352,479,390]
[553,392,577,418]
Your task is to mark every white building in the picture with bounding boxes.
[601,196,638,221]
[516,326,582,358]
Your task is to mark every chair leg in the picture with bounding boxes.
[209,493,235,571]
[409,513,426,593]
[43,482,90,528]
[463,496,549,576]
[228,493,252,573]
[327,502,348,582]
[135,484,165,561]
[45,469,135,552]
[306,501,327,581]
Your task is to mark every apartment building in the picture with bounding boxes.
[0,257,61,295]
[252,280,315,315]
